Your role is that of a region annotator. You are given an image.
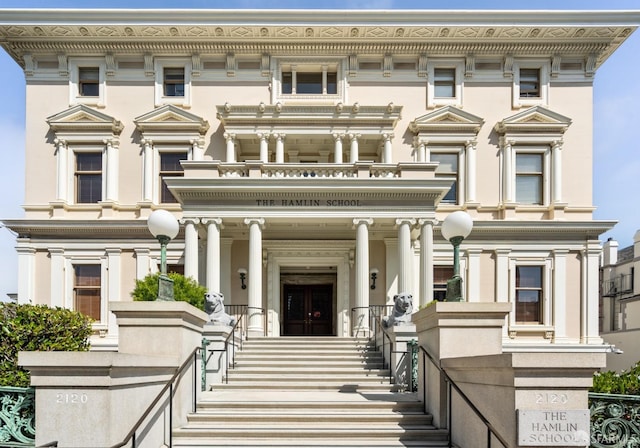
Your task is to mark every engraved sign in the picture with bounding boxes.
[518,410,589,446]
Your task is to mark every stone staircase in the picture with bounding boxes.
[172,337,449,447]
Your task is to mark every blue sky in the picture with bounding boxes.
[0,0,639,299]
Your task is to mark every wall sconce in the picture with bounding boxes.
[238,268,247,289]
[370,268,379,290]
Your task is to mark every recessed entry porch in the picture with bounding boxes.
[265,241,352,338]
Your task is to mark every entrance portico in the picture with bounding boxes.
[166,161,451,337]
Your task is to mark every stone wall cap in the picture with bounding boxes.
[110,300,209,325]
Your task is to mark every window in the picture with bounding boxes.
[519,68,540,98]
[434,68,455,98]
[281,70,337,95]
[159,152,186,203]
[164,68,185,97]
[69,58,106,106]
[432,153,458,203]
[515,153,543,204]
[434,266,454,301]
[154,59,192,107]
[512,60,549,108]
[426,60,464,108]
[79,67,99,97]
[515,266,543,323]
[75,152,102,203]
[74,264,101,321]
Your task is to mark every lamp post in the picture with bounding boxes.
[147,209,179,301]
[441,211,473,302]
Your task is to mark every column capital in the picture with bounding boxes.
[352,218,373,228]
[418,218,438,227]
[202,217,223,228]
[223,132,236,142]
[244,217,265,228]
[180,217,201,226]
[105,247,122,255]
[332,133,344,141]
[494,248,512,256]
[273,133,286,141]
[551,139,563,150]
[465,139,478,149]
[348,133,361,141]
[140,138,153,147]
[382,133,394,141]
[395,218,417,228]
[257,132,269,140]
[53,138,67,148]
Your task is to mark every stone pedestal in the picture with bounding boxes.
[202,323,232,388]
[412,302,510,429]
[19,301,209,448]
[385,324,417,387]
[412,302,606,448]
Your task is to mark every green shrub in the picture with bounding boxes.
[131,272,207,310]
[592,361,640,395]
[0,303,92,387]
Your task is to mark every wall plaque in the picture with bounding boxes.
[518,409,589,446]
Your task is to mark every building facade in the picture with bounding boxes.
[0,9,633,349]
[600,231,640,370]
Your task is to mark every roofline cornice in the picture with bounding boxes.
[1,9,640,27]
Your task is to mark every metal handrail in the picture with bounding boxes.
[419,346,510,448]
[110,346,201,448]
[36,443,58,447]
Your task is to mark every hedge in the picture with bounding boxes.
[0,303,93,387]
[131,272,207,310]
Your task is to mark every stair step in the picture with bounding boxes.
[174,338,446,448]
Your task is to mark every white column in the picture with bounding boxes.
[582,241,603,344]
[258,133,269,163]
[417,142,426,163]
[134,248,151,280]
[502,139,514,203]
[203,218,223,293]
[552,140,562,203]
[141,139,153,202]
[191,138,204,161]
[182,218,200,282]
[106,248,121,335]
[495,249,511,341]
[466,249,481,302]
[54,139,68,202]
[349,133,360,164]
[274,134,285,163]
[353,218,373,335]
[384,238,398,305]
[333,133,343,164]
[224,132,236,163]
[49,248,65,309]
[245,218,265,336]
[396,218,416,294]
[553,249,569,343]
[466,139,477,203]
[221,238,233,303]
[418,219,435,308]
[105,139,118,202]
[382,133,393,164]
[16,244,35,305]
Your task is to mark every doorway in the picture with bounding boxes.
[282,284,334,336]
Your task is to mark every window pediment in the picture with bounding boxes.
[134,104,209,136]
[410,105,484,136]
[47,104,123,136]
[495,106,571,135]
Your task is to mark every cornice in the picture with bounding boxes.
[1,219,171,239]
[439,220,617,241]
[0,9,637,70]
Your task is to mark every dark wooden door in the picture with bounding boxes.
[282,284,333,336]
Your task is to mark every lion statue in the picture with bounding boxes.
[383,292,414,327]
[204,291,237,327]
